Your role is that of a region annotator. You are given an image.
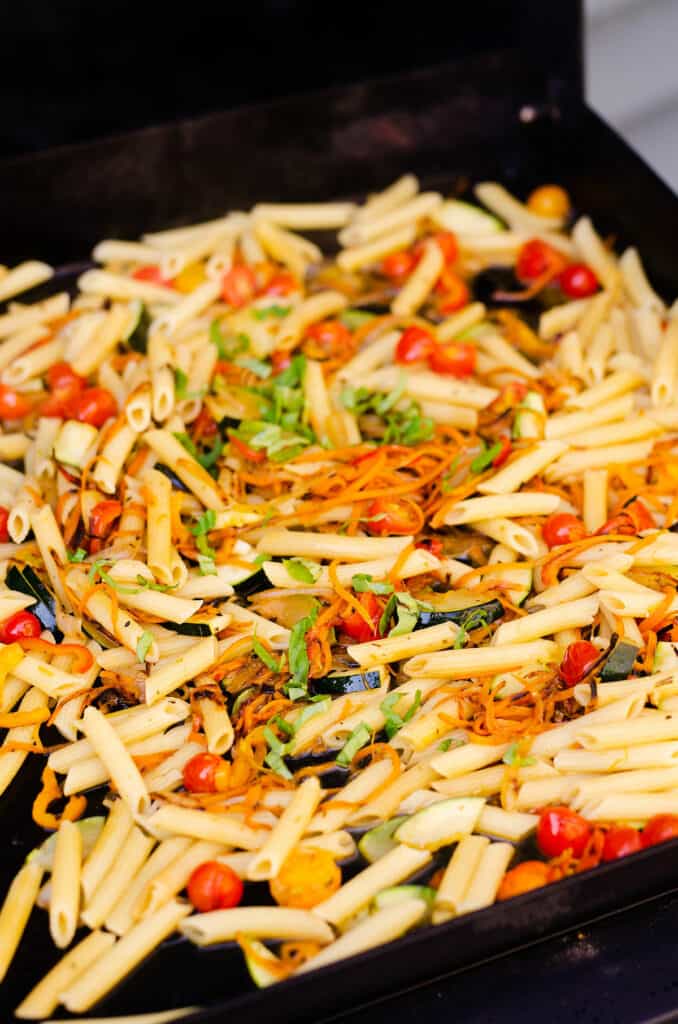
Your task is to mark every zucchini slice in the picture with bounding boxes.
[154,464,190,493]
[233,568,271,598]
[160,621,212,637]
[415,598,503,631]
[240,936,284,988]
[311,668,383,697]
[372,885,436,912]
[123,300,151,353]
[6,565,60,636]
[358,816,409,863]
[395,797,485,850]
[435,199,504,235]
[27,816,104,869]
[600,639,640,682]
[653,641,678,673]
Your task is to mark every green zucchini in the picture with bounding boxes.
[435,199,504,235]
[653,641,678,672]
[233,568,271,598]
[240,936,283,988]
[394,797,485,850]
[6,565,60,637]
[358,816,409,863]
[486,566,532,606]
[372,885,436,912]
[311,668,382,697]
[155,464,190,493]
[160,621,212,637]
[231,686,257,718]
[27,817,104,869]
[124,300,151,353]
[415,598,503,632]
[512,391,545,441]
[600,639,640,682]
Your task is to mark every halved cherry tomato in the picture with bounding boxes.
[0,610,42,643]
[187,861,243,912]
[516,239,567,283]
[428,340,475,377]
[602,826,642,861]
[416,537,444,558]
[537,806,591,858]
[381,249,418,281]
[558,641,600,686]
[641,814,678,848]
[597,498,655,537]
[0,506,8,543]
[221,265,257,308]
[132,265,173,287]
[542,513,587,548]
[497,860,551,900]
[526,185,571,220]
[228,433,266,463]
[0,384,32,420]
[269,848,341,908]
[492,436,512,468]
[414,231,459,266]
[436,268,470,313]
[271,349,292,375]
[46,361,85,393]
[365,497,417,536]
[341,591,381,643]
[183,752,229,793]
[264,270,300,296]
[71,387,118,428]
[558,263,599,299]
[89,500,122,540]
[305,320,352,355]
[395,326,436,364]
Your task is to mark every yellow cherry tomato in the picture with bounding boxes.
[174,260,207,293]
[526,185,571,220]
[269,848,341,909]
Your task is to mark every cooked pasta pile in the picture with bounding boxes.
[2,175,678,1016]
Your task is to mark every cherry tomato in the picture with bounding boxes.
[269,848,341,908]
[183,752,229,793]
[304,320,352,355]
[542,513,587,548]
[132,265,173,287]
[71,387,118,428]
[395,326,436,365]
[0,384,32,420]
[228,432,266,463]
[341,591,382,643]
[381,249,418,281]
[221,266,257,308]
[602,826,642,861]
[89,500,122,540]
[414,231,459,266]
[558,263,599,299]
[526,185,571,220]
[271,349,292,375]
[416,537,444,558]
[558,641,600,686]
[516,239,567,283]
[597,498,655,537]
[187,861,243,912]
[46,361,85,393]
[0,610,42,643]
[428,340,475,377]
[537,806,591,858]
[0,506,8,543]
[641,814,678,848]
[264,270,300,296]
[497,860,551,900]
[436,268,470,313]
[365,497,417,536]
[492,436,512,468]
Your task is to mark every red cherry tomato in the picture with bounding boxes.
[341,591,382,643]
[596,498,655,537]
[0,610,42,643]
[71,387,118,428]
[492,436,512,468]
[537,806,591,858]
[46,361,85,393]
[498,860,551,900]
[516,239,567,282]
[89,500,122,540]
[187,861,244,912]
[641,814,678,848]
[183,752,229,793]
[416,537,444,558]
[436,269,470,313]
[0,384,32,420]
[381,249,418,281]
[228,433,266,463]
[0,506,9,543]
[542,513,587,548]
[558,641,600,686]
[432,231,459,265]
[304,320,352,355]
[132,265,173,287]
[558,263,599,298]
[264,271,299,296]
[365,497,418,536]
[270,350,292,375]
[602,826,642,862]
[428,340,475,377]
[221,266,257,308]
[395,326,436,364]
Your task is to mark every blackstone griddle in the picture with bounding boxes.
[2,3,678,1021]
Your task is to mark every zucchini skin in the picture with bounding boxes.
[600,640,640,682]
[232,568,271,598]
[160,621,212,637]
[6,565,62,638]
[414,598,504,631]
[154,464,190,493]
[311,668,382,696]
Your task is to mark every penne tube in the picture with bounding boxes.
[577,713,678,751]
[525,569,598,610]
[145,804,265,850]
[353,174,419,223]
[0,261,53,302]
[619,247,665,311]
[582,468,608,532]
[433,835,489,922]
[299,898,427,972]
[554,742,678,773]
[80,799,134,903]
[144,429,224,509]
[443,492,559,525]
[347,622,461,668]
[350,762,437,826]
[92,422,138,495]
[391,238,444,317]
[358,366,497,408]
[0,861,44,983]
[152,280,221,336]
[15,930,116,1019]
[247,776,322,880]
[135,840,223,919]
[0,687,49,796]
[144,636,218,705]
[472,517,542,557]
[391,697,461,759]
[180,905,334,947]
[197,697,234,755]
[539,297,592,340]
[492,595,598,646]
[477,441,567,495]
[263,548,439,590]
[324,678,439,749]
[79,706,150,815]
[82,826,155,929]
[475,805,539,841]
[545,440,654,482]
[340,192,441,247]
[475,182,564,232]
[336,328,401,381]
[545,394,634,440]
[565,370,644,410]
[307,759,394,833]
[276,291,348,351]
[651,317,678,406]
[579,793,678,823]
[105,836,192,935]
[431,741,510,779]
[337,224,418,272]
[0,292,68,340]
[252,201,356,229]
[563,416,661,449]
[530,694,646,758]
[572,766,678,808]
[404,640,559,679]
[256,528,411,563]
[457,841,514,914]
[49,820,82,949]
[436,302,487,342]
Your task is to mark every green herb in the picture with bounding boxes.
[135,575,176,593]
[337,722,371,767]
[252,305,291,320]
[209,321,250,360]
[283,558,321,584]
[285,603,319,700]
[438,738,453,752]
[174,368,204,401]
[453,628,467,649]
[87,559,139,594]
[389,593,420,637]
[230,420,312,464]
[67,547,87,563]
[197,554,217,576]
[271,715,294,738]
[236,356,271,379]
[196,436,223,472]
[252,637,281,672]
[340,385,434,446]
[192,509,216,537]
[174,432,199,459]
[291,698,331,735]
[461,607,491,632]
[470,441,502,474]
[340,309,376,331]
[351,574,394,595]
[191,510,217,576]
[502,743,536,768]
[380,689,422,740]
[136,630,154,663]
[263,725,293,779]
